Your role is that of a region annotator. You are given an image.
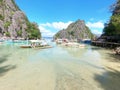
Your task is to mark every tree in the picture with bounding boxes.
[112,0,120,15]
[26,22,41,39]
[103,0,120,35]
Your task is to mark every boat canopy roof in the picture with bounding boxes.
[30,40,42,43]
[29,40,47,44]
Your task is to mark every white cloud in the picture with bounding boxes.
[40,21,73,30]
[52,21,73,30]
[92,29,102,35]
[39,26,49,33]
[39,26,55,37]
[39,21,73,37]
[86,21,104,35]
[40,23,51,27]
[43,32,55,37]
[86,21,104,28]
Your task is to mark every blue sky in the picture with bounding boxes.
[15,0,115,37]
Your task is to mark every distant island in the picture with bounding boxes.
[54,19,95,40]
[0,0,41,39]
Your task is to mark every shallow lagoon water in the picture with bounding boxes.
[0,42,120,90]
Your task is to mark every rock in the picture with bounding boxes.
[0,0,41,39]
[0,20,4,37]
[54,19,94,40]
[115,47,120,55]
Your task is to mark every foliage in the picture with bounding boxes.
[11,0,21,10]
[17,30,22,36]
[5,32,10,37]
[103,0,120,36]
[0,0,3,4]
[26,22,41,39]
[55,33,60,39]
[0,14,4,21]
[68,31,75,37]
[0,0,3,2]
[11,11,14,15]
[111,0,120,15]
[4,21,11,28]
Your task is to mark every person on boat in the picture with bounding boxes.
[31,42,36,48]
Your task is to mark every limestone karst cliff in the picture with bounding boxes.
[54,19,94,40]
[0,0,41,39]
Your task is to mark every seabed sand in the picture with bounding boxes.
[0,45,120,90]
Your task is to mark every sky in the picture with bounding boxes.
[15,0,116,37]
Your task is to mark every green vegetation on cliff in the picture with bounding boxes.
[26,22,41,39]
[103,0,120,36]
[0,0,41,39]
[0,14,4,21]
[54,20,94,40]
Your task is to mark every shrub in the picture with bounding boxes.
[17,30,22,36]
[4,21,11,28]
[5,32,10,37]
[0,14,4,21]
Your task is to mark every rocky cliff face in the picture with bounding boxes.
[54,19,94,40]
[0,0,41,39]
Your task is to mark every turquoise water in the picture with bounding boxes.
[0,41,120,90]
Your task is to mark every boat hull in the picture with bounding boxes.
[20,45,31,48]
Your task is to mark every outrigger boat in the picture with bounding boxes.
[20,45,31,48]
[20,39,52,49]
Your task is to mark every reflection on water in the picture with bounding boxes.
[0,43,120,90]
